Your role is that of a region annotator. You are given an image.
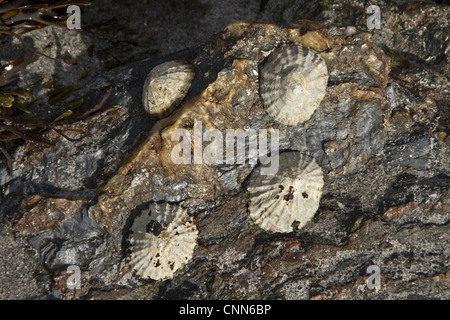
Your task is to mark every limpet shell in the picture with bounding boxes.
[128,203,198,281]
[260,44,328,125]
[142,60,195,119]
[247,152,324,233]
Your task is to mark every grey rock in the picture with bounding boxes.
[0,0,448,301]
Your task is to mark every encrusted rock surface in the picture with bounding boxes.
[0,1,449,300]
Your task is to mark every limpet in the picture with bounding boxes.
[128,203,198,281]
[260,44,328,125]
[247,152,324,233]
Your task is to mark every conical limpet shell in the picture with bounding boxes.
[142,60,195,119]
[260,44,328,125]
[128,203,198,281]
[247,152,324,233]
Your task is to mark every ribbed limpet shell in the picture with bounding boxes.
[142,60,195,119]
[128,203,198,281]
[247,152,324,233]
[260,44,328,125]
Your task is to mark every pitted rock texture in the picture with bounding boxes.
[142,60,195,119]
[0,13,448,300]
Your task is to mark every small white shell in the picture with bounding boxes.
[260,44,328,125]
[142,60,195,119]
[128,203,198,281]
[247,152,324,233]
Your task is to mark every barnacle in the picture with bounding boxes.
[142,60,195,119]
[260,44,328,125]
[128,203,198,281]
[247,152,324,233]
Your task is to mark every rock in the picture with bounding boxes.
[0,234,50,299]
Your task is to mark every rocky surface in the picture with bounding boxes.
[0,0,449,300]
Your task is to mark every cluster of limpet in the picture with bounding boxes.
[128,203,198,281]
[260,44,328,126]
[247,152,324,233]
[142,60,195,119]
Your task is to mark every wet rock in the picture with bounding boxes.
[0,9,448,300]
